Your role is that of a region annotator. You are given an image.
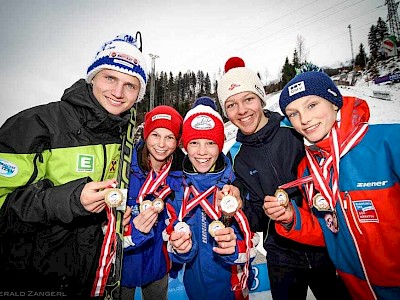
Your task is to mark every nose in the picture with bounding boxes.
[158,137,166,147]
[198,143,207,155]
[300,112,311,125]
[112,82,124,99]
[237,102,246,114]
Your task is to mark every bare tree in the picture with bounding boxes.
[264,67,269,85]
[296,35,309,65]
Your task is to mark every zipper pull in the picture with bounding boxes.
[343,192,349,211]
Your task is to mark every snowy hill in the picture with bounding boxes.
[223,80,400,155]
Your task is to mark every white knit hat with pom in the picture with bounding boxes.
[217,57,266,116]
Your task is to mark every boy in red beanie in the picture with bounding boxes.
[168,98,259,300]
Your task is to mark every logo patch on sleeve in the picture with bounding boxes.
[0,159,18,177]
[352,200,379,223]
[77,154,94,172]
[109,160,117,173]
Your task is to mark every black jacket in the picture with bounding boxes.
[0,79,130,297]
[233,110,333,269]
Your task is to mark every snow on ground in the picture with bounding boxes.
[265,81,400,124]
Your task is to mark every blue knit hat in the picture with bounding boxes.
[279,71,342,116]
[86,34,148,102]
[192,96,217,110]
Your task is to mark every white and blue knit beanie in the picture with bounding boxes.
[279,71,342,116]
[86,34,148,102]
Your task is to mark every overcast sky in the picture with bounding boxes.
[0,0,386,125]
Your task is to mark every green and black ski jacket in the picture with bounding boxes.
[0,79,130,297]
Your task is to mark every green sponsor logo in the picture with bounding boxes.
[77,154,94,172]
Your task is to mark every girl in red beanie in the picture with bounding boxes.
[121,105,184,300]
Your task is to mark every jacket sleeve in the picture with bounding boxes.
[275,200,326,247]
[0,177,94,227]
[123,217,156,250]
[0,109,96,225]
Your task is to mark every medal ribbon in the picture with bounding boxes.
[232,209,252,291]
[305,122,368,210]
[91,200,118,296]
[178,185,219,221]
[277,122,368,210]
[136,158,173,204]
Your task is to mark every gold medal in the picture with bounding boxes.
[104,188,123,208]
[139,200,153,213]
[313,193,331,211]
[153,198,164,213]
[208,220,225,237]
[174,221,191,234]
[274,188,289,207]
[220,194,239,216]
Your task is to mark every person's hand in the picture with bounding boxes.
[122,206,132,232]
[80,179,118,213]
[217,185,243,211]
[264,195,294,224]
[213,227,237,255]
[170,231,192,254]
[133,206,158,234]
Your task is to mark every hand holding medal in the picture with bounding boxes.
[133,204,158,234]
[263,193,294,225]
[217,185,242,216]
[171,224,192,254]
[212,226,237,255]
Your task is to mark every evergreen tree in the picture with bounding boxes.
[355,43,368,69]
[376,17,389,41]
[281,57,296,87]
[368,25,380,60]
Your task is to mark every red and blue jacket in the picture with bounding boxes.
[276,97,400,300]
[121,140,184,288]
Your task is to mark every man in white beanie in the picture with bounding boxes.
[0,34,147,298]
[217,57,350,300]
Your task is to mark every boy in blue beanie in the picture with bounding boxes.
[266,68,400,300]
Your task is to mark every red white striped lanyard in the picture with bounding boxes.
[137,158,172,203]
[305,122,368,210]
[91,205,117,297]
[279,122,368,210]
[178,185,219,221]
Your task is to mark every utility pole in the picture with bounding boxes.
[348,25,355,70]
[386,0,400,39]
[148,53,159,111]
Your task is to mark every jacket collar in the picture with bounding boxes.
[61,79,130,135]
[236,110,283,146]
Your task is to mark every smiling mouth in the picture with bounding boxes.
[195,158,211,164]
[154,149,168,154]
[239,114,252,123]
[304,123,320,132]
[107,97,123,105]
